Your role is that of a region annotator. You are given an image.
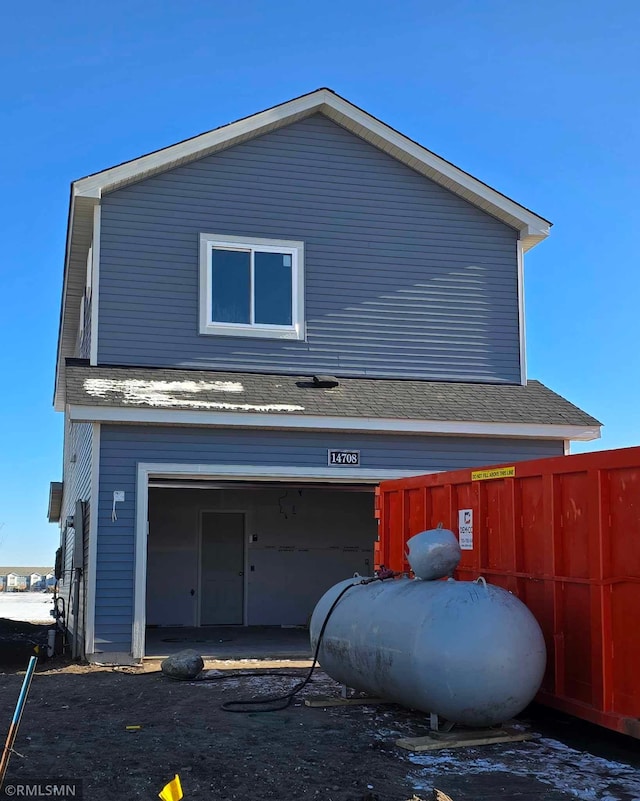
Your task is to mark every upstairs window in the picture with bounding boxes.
[199,234,304,339]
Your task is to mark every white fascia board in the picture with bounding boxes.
[67,404,601,442]
[321,95,551,247]
[70,89,550,243]
[73,91,330,199]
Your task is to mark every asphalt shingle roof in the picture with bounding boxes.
[65,365,601,427]
[0,567,53,576]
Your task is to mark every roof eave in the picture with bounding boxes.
[53,189,75,412]
[54,195,96,412]
[48,481,63,523]
[67,403,601,442]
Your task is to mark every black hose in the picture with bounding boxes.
[219,581,359,713]
[52,589,66,654]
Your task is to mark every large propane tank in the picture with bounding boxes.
[310,527,546,727]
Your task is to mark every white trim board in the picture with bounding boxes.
[68,404,601,442]
[132,461,433,658]
[517,237,527,386]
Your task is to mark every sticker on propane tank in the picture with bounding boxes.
[458,509,473,550]
[471,466,515,481]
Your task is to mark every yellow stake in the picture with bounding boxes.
[159,774,183,801]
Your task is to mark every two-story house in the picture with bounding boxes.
[49,89,600,663]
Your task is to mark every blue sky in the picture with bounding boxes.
[1,1,638,564]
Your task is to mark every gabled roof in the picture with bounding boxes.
[55,88,553,411]
[65,365,601,442]
[73,88,551,245]
[0,568,54,577]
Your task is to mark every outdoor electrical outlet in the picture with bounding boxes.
[111,490,126,522]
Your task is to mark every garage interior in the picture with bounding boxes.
[144,482,377,657]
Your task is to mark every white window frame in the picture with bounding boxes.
[199,233,305,340]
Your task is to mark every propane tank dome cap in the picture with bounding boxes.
[406,526,461,580]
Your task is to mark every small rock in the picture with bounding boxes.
[161,649,204,680]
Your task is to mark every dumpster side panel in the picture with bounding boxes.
[377,445,640,737]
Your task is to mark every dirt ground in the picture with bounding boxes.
[1,658,639,801]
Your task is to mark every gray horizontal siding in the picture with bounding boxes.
[59,421,92,656]
[95,424,562,654]
[98,114,521,382]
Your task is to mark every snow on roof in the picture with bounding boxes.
[83,377,304,414]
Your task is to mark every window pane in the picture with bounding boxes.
[254,252,293,326]
[211,249,250,324]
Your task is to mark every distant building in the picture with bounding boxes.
[0,567,54,592]
[29,573,43,590]
[6,574,28,591]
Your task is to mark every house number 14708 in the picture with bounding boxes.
[328,449,360,466]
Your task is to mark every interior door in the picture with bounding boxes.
[200,512,245,625]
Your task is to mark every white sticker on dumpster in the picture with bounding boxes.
[458,509,473,550]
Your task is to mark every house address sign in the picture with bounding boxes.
[328,449,361,466]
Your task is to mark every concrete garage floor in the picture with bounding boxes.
[144,625,312,659]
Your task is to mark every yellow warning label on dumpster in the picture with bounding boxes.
[471,466,515,481]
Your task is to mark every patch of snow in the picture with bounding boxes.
[83,378,304,413]
[374,727,405,739]
[0,592,54,623]
[86,378,243,397]
[408,736,640,801]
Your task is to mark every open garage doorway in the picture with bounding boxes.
[144,481,377,656]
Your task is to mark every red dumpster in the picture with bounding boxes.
[375,445,640,738]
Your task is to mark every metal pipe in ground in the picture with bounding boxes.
[0,656,38,788]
